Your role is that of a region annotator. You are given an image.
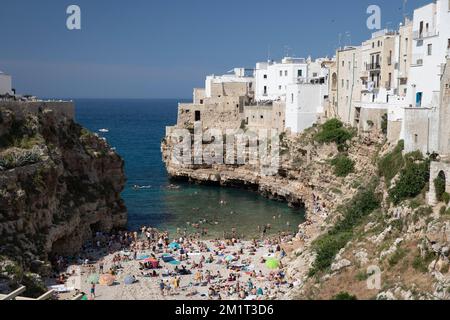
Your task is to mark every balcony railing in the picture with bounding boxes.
[413,30,438,40]
[366,63,381,71]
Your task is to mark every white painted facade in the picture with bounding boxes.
[285,59,330,133]
[408,0,450,109]
[255,57,308,102]
[0,71,12,95]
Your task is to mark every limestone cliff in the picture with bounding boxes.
[0,103,127,292]
[162,120,450,300]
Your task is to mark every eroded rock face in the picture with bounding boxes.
[0,106,127,266]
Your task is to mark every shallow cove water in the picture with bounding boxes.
[74,99,305,238]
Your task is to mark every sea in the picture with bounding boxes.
[74,99,305,238]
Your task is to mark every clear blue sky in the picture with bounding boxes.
[0,0,431,99]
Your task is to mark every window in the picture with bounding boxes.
[297,69,303,77]
[280,70,283,77]
[263,74,267,79]
[263,86,267,95]
[278,85,282,90]
[342,61,345,67]
[199,99,204,104]
[414,134,418,144]
[313,72,318,77]
[346,80,349,89]
[291,94,294,103]
[428,44,432,55]
[260,115,264,119]
[285,70,288,76]
[342,79,344,88]
[195,111,201,121]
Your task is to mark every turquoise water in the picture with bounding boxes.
[74,99,304,238]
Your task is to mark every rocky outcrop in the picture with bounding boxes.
[0,105,127,268]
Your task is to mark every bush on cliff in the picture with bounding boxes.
[315,119,354,150]
[309,183,380,276]
[333,292,358,300]
[434,172,446,203]
[388,152,430,205]
[378,140,404,184]
[331,154,355,177]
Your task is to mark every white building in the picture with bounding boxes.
[255,57,308,102]
[403,0,450,154]
[0,71,12,95]
[285,59,330,133]
[408,0,450,109]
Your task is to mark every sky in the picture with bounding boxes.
[0,0,432,99]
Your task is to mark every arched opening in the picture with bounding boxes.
[434,170,446,202]
[331,73,337,91]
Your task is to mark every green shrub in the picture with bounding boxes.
[331,155,355,177]
[388,247,408,267]
[378,140,404,184]
[0,147,42,171]
[443,193,450,205]
[309,185,380,276]
[412,251,436,273]
[388,152,430,205]
[333,292,357,300]
[434,172,446,202]
[440,206,447,216]
[315,119,354,150]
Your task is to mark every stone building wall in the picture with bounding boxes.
[244,101,285,132]
[438,59,450,155]
[428,161,450,205]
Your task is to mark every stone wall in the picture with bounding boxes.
[244,101,285,132]
[438,59,450,155]
[0,101,75,121]
[428,161,450,205]
[403,107,439,154]
[358,107,387,132]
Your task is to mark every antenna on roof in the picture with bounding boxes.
[284,45,292,58]
[267,44,271,62]
[345,31,352,46]
[338,33,342,50]
[403,0,408,20]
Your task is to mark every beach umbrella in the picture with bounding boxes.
[99,274,115,286]
[144,257,158,263]
[225,255,235,262]
[86,273,99,284]
[168,242,181,250]
[124,275,135,285]
[265,258,280,270]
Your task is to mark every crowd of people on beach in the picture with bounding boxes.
[50,223,295,300]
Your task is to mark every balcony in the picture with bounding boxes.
[413,30,438,40]
[366,63,381,71]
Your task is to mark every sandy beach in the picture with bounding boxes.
[51,229,294,300]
